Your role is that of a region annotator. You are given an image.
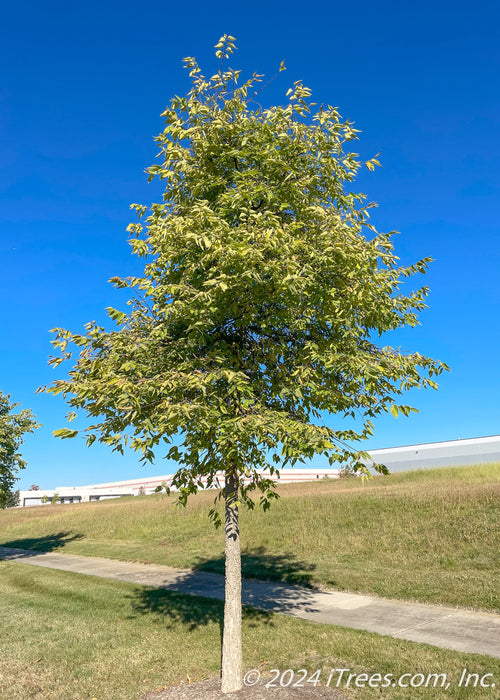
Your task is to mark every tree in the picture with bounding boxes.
[0,391,40,509]
[3,488,19,508]
[43,36,448,693]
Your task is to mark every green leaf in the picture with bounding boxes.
[53,428,79,439]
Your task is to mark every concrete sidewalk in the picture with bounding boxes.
[1,545,498,659]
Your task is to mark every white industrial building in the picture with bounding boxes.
[18,434,500,507]
[367,434,500,472]
[18,468,340,507]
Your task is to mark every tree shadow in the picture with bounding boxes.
[194,545,317,588]
[129,587,270,639]
[128,547,321,641]
[0,531,84,556]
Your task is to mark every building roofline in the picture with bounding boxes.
[368,434,500,454]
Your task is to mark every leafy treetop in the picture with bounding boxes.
[0,391,40,508]
[44,35,448,523]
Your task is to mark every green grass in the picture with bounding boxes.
[1,463,499,610]
[0,561,498,699]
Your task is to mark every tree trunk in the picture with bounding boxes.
[221,469,243,694]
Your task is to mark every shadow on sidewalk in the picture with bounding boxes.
[0,531,84,555]
[128,547,320,636]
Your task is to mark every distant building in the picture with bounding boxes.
[367,434,500,472]
[17,435,500,507]
[17,468,340,507]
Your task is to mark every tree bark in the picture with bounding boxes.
[221,469,243,693]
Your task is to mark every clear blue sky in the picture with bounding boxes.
[1,1,499,489]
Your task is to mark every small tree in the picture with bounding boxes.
[3,488,19,508]
[0,391,40,509]
[43,36,447,693]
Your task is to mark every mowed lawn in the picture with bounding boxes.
[0,561,498,700]
[1,463,498,610]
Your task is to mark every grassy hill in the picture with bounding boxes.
[1,463,499,610]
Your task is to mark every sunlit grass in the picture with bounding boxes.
[1,463,498,610]
[0,562,498,699]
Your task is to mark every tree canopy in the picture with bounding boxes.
[46,36,446,510]
[0,391,40,508]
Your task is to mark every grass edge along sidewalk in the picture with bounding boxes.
[0,560,499,700]
[1,545,499,660]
